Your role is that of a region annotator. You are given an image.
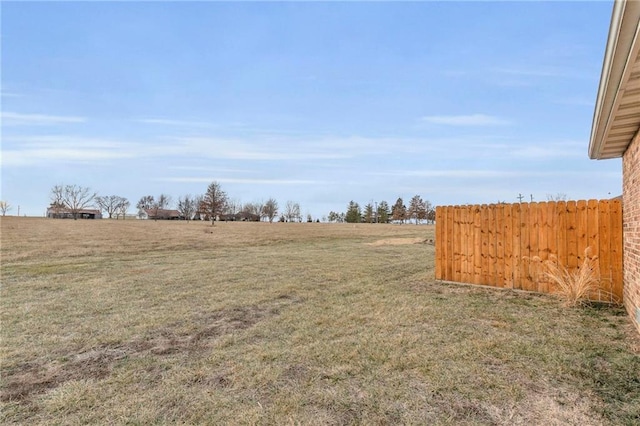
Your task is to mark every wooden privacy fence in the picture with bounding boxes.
[435,200,623,303]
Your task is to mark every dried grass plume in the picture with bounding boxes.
[536,247,601,307]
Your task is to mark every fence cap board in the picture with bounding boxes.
[437,199,618,209]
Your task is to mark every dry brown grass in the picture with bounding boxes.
[541,248,601,307]
[1,217,638,425]
[529,248,610,308]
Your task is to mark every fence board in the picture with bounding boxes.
[598,201,613,300]
[519,203,530,291]
[435,200,623,302]
[599,200,612,300]
[526,203,539,293]
[488,206,496,286]
[481,206,490,285]
[435,206,444,280]
[453,207,462,283]
[545,202,557,294]
[511,203,521,289]
[503,204,513,288]
[577,200,589,263]
[556,201,567,267]
[495,204,505,288]
[610,200,623,303]
[462,206,473,284]
[566,201,578,271]
[537,202,549,293]
[473,206,482,285]
[446,207,454,280]
[587,200,600,259]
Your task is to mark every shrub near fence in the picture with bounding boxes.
[435,200,623,303]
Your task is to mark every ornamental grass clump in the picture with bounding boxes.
[541,247,600,307]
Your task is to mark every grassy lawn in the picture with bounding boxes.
[1,217,639,425]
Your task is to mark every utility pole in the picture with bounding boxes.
[517,193,524,203]
[530,194,534,202]
[17,205,20,216]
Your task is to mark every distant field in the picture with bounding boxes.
[1,217,638,425]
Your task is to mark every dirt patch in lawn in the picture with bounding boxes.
[367,237,433,246]
[1,297,300,404]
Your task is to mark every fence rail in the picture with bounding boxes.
[435,200,623,303]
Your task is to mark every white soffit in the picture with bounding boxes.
[589,0,640,160]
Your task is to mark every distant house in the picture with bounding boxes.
[589,0,640,333]
[47,207,102,219]
[138,209,184,220]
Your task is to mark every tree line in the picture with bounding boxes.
[46,182,301,223]
[45,184,435,224]
[327,195,435,224]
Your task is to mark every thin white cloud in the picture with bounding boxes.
[1,91,22,98]
[491,67,571,78]
[136,118,216,127]
[1,131,516,173]
[420,114,510,126]
[552,97,594,107]
[167,166,256,173]
[402,170,520,178]
[1,135,136,166]
[384,169,618,179]
[441,70,468,77]
[1,111,86,126]
[2,148,132,167]
[159,177,325,185]
[170,137,351,161]
[510,144,583,159]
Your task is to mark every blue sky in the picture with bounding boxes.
[1,1,622,218]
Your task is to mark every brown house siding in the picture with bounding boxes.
[623,130,640,332]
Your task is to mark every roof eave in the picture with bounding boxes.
[589,0,640,160]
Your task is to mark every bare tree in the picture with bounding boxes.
[546,193,568,201]
[262,198,278,223]
[116,198,130,219]
[328,211,345,223]
[295,203,301,222]
[136,195,155,218]
[284,200,301,222]
[224,198,242,216]
[151,194,171,220]
[49,184,65,217]
[136,194,170,220]
[242,202,262,216]
[202,181,228,225]
[50,184,96,220]
[193,195,205,220]
[424,200,435,224]
[255,201,265,220]
[177,194,197,221]
[0,201,11,216]
[96,195,127,219]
